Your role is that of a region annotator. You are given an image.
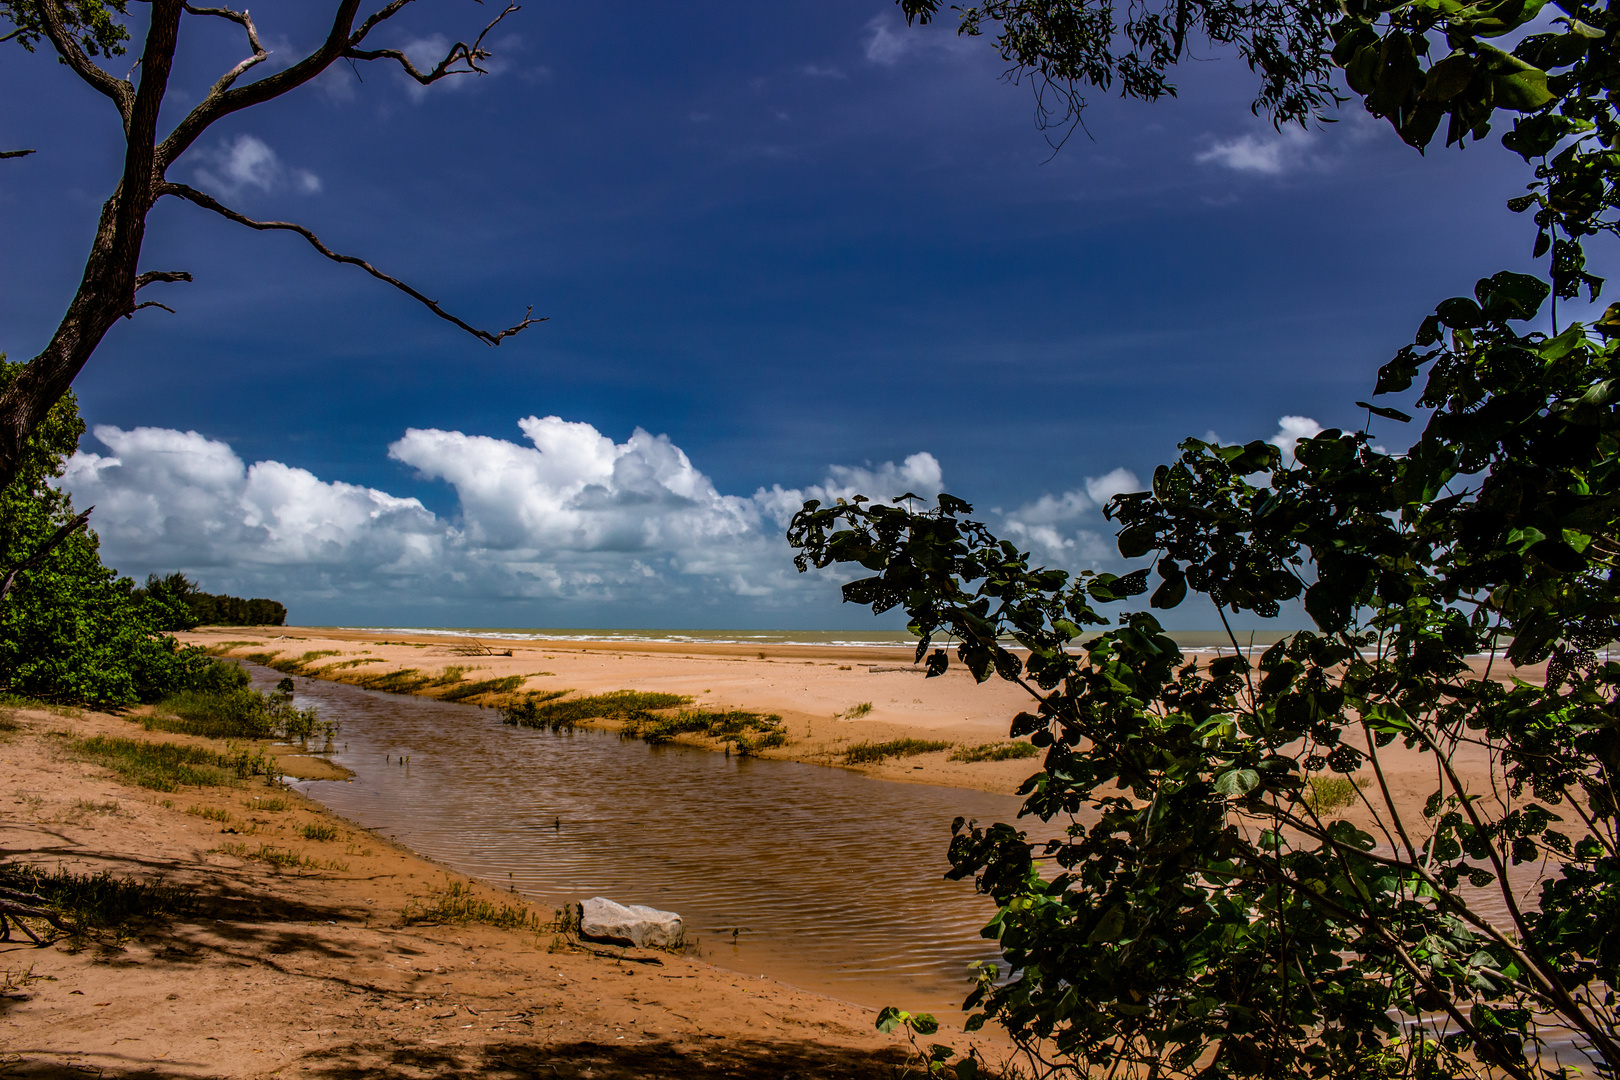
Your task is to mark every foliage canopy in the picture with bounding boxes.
[785,2,1620,1076]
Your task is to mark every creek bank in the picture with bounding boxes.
[182,626,1044,795]
[0,699,1006,1078]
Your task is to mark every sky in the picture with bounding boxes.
[0,2,1561,629]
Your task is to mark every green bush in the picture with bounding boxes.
[843,738,953,765]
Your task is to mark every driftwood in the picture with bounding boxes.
[0,888,69,945]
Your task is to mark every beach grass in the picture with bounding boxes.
[843,738,953,765]
[0,863,196,933]
[1303,775,1370,813]
[949,741,1040,763]
[63,734,281,792]
[498,690,687,731]
[402,878,553,932]
[438,675,527,702]
[621,707,788,755]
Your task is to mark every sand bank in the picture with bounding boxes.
[182,626,1048,795]
[0,701,1007,1078]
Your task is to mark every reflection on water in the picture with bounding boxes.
[258,666,1032,1017]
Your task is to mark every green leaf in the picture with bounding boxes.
[1355,400,1413,422]
[1214,768,1260,796]
[876,1006,904,1034]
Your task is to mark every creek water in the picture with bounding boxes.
[254,666,1032,1018]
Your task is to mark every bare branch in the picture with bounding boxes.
[35,0,135,124]
[0,507,93,601]
[135,270,193,289]
[183,3,270,100]
[128,301,177,316]
[345,3,519,83]
[160,182,543,346]
[0,149,36,159]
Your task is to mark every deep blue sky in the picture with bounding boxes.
[0,2,1557,627]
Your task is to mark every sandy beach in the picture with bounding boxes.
[0,698,1003,1078]
[182,626,1047,795]
[1,627,1556,1077]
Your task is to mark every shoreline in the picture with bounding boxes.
[0,699,1005,1078]
[182,626,1048,796]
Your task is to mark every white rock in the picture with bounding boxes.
[577,896,684,949]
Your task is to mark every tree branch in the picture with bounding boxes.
[0,149,36,159]
[135,270,193,289]
[0,507,93,601]
[344,3,518,82]
[183,1,269,98]
[160,182,542,345]
[36,0,135,125]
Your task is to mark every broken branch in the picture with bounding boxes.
[160,181,542,345]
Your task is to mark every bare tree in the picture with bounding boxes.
[0,0,540,494]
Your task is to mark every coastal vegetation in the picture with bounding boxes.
[948,741,1040,764]
[788,2,1620,1076]
[131,572,287,628]
[0,362,217,707]
[402,878,555,933]
[0,863,196,938]
[842,738,954,765]
[145,663,333,745]
[60,734,280,792]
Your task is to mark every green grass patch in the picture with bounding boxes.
[186,804,231,823]
[217,842,343,871]
[403,879,553,932]
[621,707,788,755]
[147,683,334,745]
[438,675,527,702]
[844,738,954,765]
[326,657,385,670]
[840,701,873,719]
[498,689,687,731]
[351,668,436,694]
[244,796,290,812]
[429,666,470,687]
[206,641,264,654]
[300,823,340,842]
[0,863,196,933]
[241,651,281,666]
[1303,775,1370,814]
[950,741,1040,763]
[64,735,281,792]
[266,650,342,675]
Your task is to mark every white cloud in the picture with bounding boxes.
[193,135,321,198]
[1269,415,1324,465]
[1195,126,1317,176]
[863,16,912,65]
[997,468,1141,568]
[59,418,952,617]
[801,64,846,79]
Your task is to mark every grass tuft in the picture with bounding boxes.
[300,822,340,842]
[0,863,196,933]
[186,804,231,823]
[438,675,527,702]
[266,650,342,675]
[498,690,685,731]
[843,738,954,765]
[950,741,1040,763]
[403,879,554,932]
[840,701,874,719]
[64,735,281,792]
[1303,775,1371,814]
[621,708,788,755]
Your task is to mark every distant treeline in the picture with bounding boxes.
[132,573,287,628]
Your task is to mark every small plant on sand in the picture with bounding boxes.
[352,668,436,695]
[245,796,290,813]
[0,863,196,939]
[300,822,340,842]
[840,701,874,719]
[265,650,342,675]
[403,878,553,932]
[949,741,1040,764]
[1301,774,1370,814]
[62,734,281,792]
[326,657,385,670]
[842,738,953,765]
[438,675,527,702]
[498,690,687,731]
[185,804,231,823]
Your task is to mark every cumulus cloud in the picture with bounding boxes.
[1268,415,1324,465]
[863,16,913,64]
[193,134,321,196]
[59,418,955,616]
[998,468,1142,567]
[1195,126,1318,176]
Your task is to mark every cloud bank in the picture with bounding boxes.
[60,417,954,622]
